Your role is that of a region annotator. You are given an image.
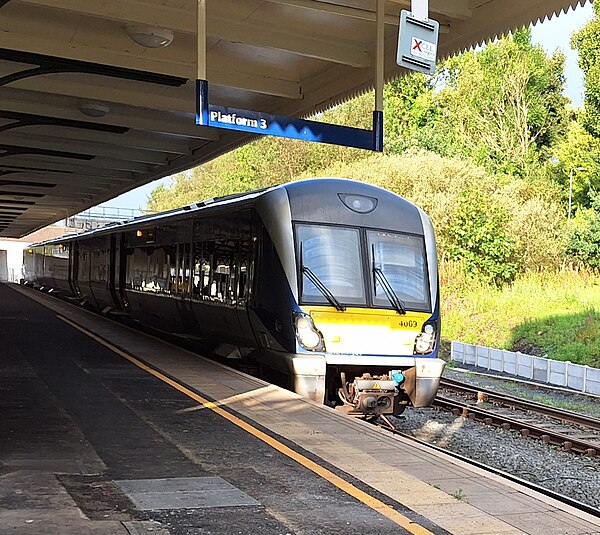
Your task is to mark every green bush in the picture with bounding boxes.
[565,194,600,270]
[446,190,518,284]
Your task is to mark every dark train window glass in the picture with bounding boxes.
[191,240,210,300]
[192,212,243,304]
[171,242,192,296]
[126,245,174,294]
[90,239,109,283]
[191,239,237,304]
[237,210,252,303]
[297,224,365,306]
[367,231,430,310]
[78,245,90,282]
[126,247,146,290]
[211,239,236,303]
[147,246,171,293]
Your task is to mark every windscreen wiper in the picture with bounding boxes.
[300,243,346,311]
[301,266,346,312]
[372,246,406,315]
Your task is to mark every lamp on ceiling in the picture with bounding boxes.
[77,101,110,118]
[126,24,174,48]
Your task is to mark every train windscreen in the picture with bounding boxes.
[367,230,430,311]
[297,224,366,306]
[296,224,430,311]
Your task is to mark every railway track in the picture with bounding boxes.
[434,377,600,455]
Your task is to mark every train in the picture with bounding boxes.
[22,178,445,416]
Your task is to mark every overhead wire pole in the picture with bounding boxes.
[373,0,385,151]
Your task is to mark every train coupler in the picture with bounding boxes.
[339,373,399,416]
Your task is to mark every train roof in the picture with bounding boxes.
[28,178,417,247]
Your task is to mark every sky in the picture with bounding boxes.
[99,2,595,212]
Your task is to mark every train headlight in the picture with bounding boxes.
[414,323,436,354]
[338,193,378,214]
[294,312,325,351]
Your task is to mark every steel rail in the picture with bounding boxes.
[439,377,600,431]
[433,394,600,455]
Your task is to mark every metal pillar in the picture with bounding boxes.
[373,0,385,152]
[197,0,206,80]
[411,0,429,20]
[196,0,209,125]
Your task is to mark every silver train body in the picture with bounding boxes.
[23,178,445,415]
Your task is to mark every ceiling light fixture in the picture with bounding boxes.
[126,24,174,48]
[77,101,110,118]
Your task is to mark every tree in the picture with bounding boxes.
[437,28,568,177]
[384,73,454,156]
[553,119,600,211]
[565,193,600,270]
[572,2,600,138]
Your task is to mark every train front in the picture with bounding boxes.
[267,179,445,415]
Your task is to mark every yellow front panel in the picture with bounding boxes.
[304,306,431,356]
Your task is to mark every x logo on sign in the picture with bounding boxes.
[412,39,423,52]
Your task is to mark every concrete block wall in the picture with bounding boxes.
[451,341,600,396]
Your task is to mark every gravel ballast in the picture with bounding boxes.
[392,368,600,511]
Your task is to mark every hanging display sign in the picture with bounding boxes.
[396,9,439,75]
[196,80,383,152]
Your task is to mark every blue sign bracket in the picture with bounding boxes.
[196,80,383,152]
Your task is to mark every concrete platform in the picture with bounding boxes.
[1,282,599,535]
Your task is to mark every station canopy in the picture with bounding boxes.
[0,0,585,237]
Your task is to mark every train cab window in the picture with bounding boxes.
[367,231,430,311]
[296,224,365,306]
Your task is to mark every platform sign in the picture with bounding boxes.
[196,80,383,151]
[396,10,439,75]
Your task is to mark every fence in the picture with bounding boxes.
[64,207,157,230]
[451,341,600,396]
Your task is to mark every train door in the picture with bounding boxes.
[88,236,111,310]
[77,240,94,305]
[108,233,124,310]
[69,241,81,298]
[115,232,129,309]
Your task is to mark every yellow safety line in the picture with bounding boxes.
[57,314,434,535]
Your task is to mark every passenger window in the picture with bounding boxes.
[171,242,192,296]
[238,210,252,303]
[191,240,211,300]
[78,243,90,282]
[192,212,243,305]
[90,238,109,283]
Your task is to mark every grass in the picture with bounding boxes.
[451,488,465,500]
[441,266,600,367]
